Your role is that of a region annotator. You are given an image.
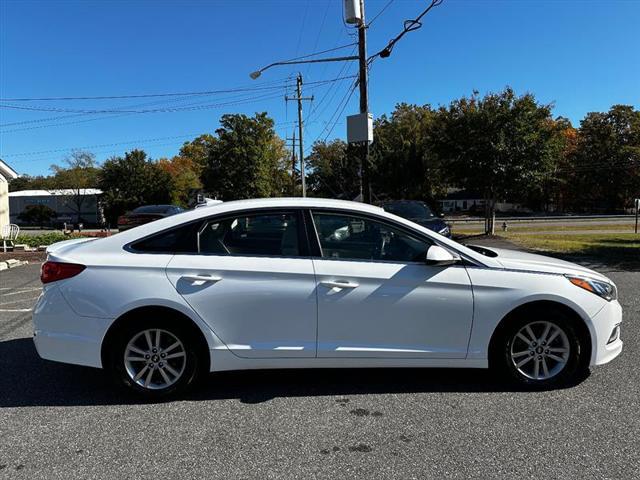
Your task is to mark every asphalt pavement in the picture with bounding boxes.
[0,257,638,479]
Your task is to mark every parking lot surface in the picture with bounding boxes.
[1,259,638,479]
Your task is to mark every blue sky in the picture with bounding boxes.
[1,0,638,176]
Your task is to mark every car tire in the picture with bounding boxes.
[107,319,202,398]
[495,309,586,389]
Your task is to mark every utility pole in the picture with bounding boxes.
[357,0,371,203]
[286,130,297,196]
[285,74,313,197]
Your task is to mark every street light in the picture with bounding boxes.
[249,54,358,198]
[248,56,358,80]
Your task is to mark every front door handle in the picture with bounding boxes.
[181,274,222,284]
[320,280,359,289]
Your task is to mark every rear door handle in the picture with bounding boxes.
[181,275,222,284]
[320,280,359,289]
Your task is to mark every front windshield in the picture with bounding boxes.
[384,202,435,220]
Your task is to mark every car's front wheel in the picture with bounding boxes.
[498,314,585,388]
[107,320,202,398]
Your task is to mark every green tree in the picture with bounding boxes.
[568,105,640,212]
[306,140,361,199]
[202,113,289,200]
[371,103,444,202]
[8,175,56,192]
[50,150,100,223]
[432,88,563,232]
[98,149,174,224]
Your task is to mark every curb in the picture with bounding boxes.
[0,259,29,271]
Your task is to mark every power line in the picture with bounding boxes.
[3,122,300,163]
[305,52,358,128]
[0,91,289,114]
[368,0,396,26]
[0,76,355,133]
[294,0,311,59]
[0,78,293,102]
[370,0,444,61]
[0,90,268,128]
[305,0,332,77]
[306,77,359,154]
[1,134,202,158]
[321,81,359,143]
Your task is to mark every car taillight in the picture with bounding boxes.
[40,261,86,284]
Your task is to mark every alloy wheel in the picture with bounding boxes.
[123,329,187,390]
[509,321,571,381]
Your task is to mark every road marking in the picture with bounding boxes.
[0,308,33,312]
[0,296,40,307]
[0,288,42,297]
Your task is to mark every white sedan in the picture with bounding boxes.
[33,198,622,397]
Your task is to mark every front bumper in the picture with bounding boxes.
[32,285,109,368]
[590,299,623,366]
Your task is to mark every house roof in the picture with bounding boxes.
[0,159,19,180]
[9,188,103,197]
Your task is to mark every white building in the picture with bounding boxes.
[9,189,103,226]
[439,190,532,214]
[0,160,19,231]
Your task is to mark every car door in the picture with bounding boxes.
[309,210,473,359]
[165,209,318,359]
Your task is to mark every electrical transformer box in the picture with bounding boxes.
[347,112,373,144]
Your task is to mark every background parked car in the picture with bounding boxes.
[380,200,451,237]
[117,205,184,231]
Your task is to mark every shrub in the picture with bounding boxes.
[15,233,87,247]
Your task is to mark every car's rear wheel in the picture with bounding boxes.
[497,313,585,388]
[107,320,202,398]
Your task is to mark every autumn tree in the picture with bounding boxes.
[157,155,202,207]
[178,134,216,174]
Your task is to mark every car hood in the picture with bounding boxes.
[488,247,610,281]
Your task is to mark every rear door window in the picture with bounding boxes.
[198,212,300,256]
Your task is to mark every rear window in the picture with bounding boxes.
[129,211,301,256]
[129,222,199,253]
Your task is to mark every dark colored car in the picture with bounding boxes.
[380,200,451,237]
[117,205,184,232]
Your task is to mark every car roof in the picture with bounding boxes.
[60,197,498,268]
[115,198,383,239]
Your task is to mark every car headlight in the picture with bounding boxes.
[566,275,617,301]
[438,226,450,236]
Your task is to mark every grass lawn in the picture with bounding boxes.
[503,232,640,252]
[502,232,640,268]
[452,223,636,235]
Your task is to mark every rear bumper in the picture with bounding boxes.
[33,330,102,368]
[32,285,110,368]
[590,300,623,366]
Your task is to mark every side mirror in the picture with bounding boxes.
[425,245,459,266]
[438,213,445,219]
